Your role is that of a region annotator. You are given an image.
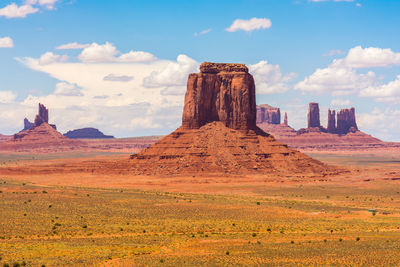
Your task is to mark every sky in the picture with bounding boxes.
[1,0,400,141]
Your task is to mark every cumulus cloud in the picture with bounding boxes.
[248,60,296,94]
[295,66,376,95]
[332,46,400,69]
[15,49,196,136]
[358,108,400,141]
[143,54,199,88]
[55,42,90,50]
[78,42,157,63]
[103,74,134,82]
[330,98,350,107]
[54,82,83,96]
[295,46,400,95]
[38,52,69,65]
[0,37,14,48]
[0,3,39,18]
[226,17,272,32]
[360,74,400,104]
[0,91,17,103]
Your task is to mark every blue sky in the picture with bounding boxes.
[1,0,400,141]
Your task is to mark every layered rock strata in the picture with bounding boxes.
[130,62,334,176]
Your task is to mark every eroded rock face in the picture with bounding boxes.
[34,103,49,127]
[337,108,358,134]
[182,62,256,131]
[284,112,288,126]
[256,104,281,124]
[64,128,114,139]
[23,118,34,131]
[307,103,320,128]
[327,109,336,134]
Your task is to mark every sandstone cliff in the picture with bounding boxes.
[182,62,256,131]
[307,102,320,128]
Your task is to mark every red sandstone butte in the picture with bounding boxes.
[327,109,336,134]
[307,102,320,128]
[182,62,256,131]
[256,104,281,124]
[130,62,335,176]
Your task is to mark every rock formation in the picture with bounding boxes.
[130,62,334,176]
[34,103,49,127]
[256,104,281,124]
[23,118,34,131]
[307,103,320,128]
[64,128,114,139]
[327,109,336,134]
[284,112,288,126]
[182,62,256,130]
[337,108,358,134]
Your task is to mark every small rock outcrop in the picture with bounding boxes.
[64,128,114,139]
[307,103,320,128]
[327,109,336,134]
[256,104,281,124]
[182,62,256,131]
[23,118,34,131]
[337,108,358,134]
[284,112,288,126]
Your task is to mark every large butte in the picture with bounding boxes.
[130,62,337,176]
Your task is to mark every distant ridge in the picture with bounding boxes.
[64,128,114,139]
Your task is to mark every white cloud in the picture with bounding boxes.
[78,42,119,63]
[332,46,400,69]
[55,42,90,50]
[54,82,83,96]
[330,98,350,107]
[0,91,17,103]
[0,37,14,48]
[194,29,211,36]
[143,54,199,88]
[0,3,39,18]
[118,51,157,63]
[38,52,69,65]
[25,0,59,10]
[226,17,271,32]
[295,46,400,95]
[15,50,196,136]
[295,66,376,95]
[248,60,296,94]
[358,108,400,141]
[78,42,158,63]
[360,74,400,104]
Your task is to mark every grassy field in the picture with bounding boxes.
[1,173,400,266]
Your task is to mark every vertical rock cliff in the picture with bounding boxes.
[256,104,281,124]
[327,109,336,134]
[307,103,320,128]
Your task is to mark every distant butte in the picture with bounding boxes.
[130,62,334,176]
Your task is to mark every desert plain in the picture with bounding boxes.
[0,149,399,266]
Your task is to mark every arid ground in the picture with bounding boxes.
[0,151,400,266]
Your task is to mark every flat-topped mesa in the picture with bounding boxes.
[337,108,358,134]
[200,62,249,73]
[256,104,281,125]
[182,62,256,130]
[34,103,49,127]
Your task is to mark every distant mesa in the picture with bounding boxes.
[256,102,382,151]
[64,128,114,139]
[256,104,280,125]
[130,62,333,176]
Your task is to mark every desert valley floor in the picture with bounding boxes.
[0,150,399,266]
